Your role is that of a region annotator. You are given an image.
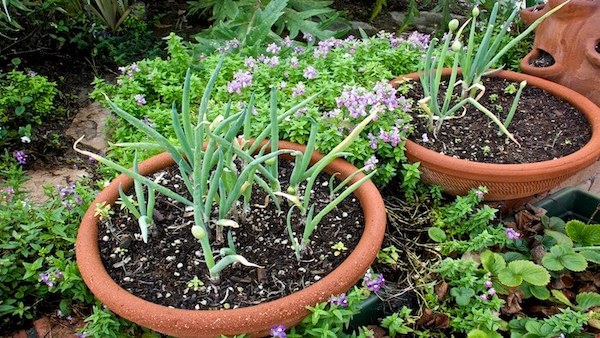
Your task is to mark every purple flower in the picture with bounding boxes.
[406,31,431,49]
[270,324,286,338]
[266,43,281,54]
[130,62,140,73]
[261,56,279,68]
[328,293,348,307]
[367,133,378,149]
[135,94,146,106]
[75,333,88,338]
[293,46,305,54]
[364,156,379,171]
[488,288,496,296]
[292,82,305,98]
[13,150,27,165]
[142,117,154,129]
[364,270,385,292]
[295,107,307,117]
[289,56,299,69]
[39,272,49,284]
[88,156,96,164]
[505,228,521,240]
[303,66,318,79]
[475,190,485,199]
[244,57,257,70]
[303,32,314,42]
[227,71,253,94]
[484,280,493,288]
[27,70,37,77]
[4,187,14,195]
[480,294,488,301]
[118,66,127,74]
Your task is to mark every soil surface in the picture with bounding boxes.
[98,160,364,310]
[406,76,591,164]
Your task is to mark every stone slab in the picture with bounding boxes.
[65,102,110,151]
[22,167,88,204]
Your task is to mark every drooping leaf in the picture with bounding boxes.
[551,289,574,307]
[575,292,600,311]
[580,250,600,264]
[528,285,550,300]
[565,220,600,246]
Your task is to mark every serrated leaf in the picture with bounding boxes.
[481,250,506,275]
[576,292,600,311]
[542,245,587,272]
[499,260,550,287]
[467,329,488,338]
[551,289,574,307]
[428,227,446,243]
[503,251,529,262]
[580,250,600,264]
[565,220,600,246]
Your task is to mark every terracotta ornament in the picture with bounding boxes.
[520,0,600,106]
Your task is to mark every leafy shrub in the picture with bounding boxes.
[92,32,430,185]
[0,153,94,331]
[0,70,58,147]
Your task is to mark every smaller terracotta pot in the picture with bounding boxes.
[76,141,386,338]
[390,69,600,201]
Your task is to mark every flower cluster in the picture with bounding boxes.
[364,156,379,171]
[135,94,146,106]
[270,324,286,338]
[505,228,521,240]
[57,183,83,210]
[479,280,496,301]
[328,293,348,307]
[335,81,403,119]
[303,66,318,79]
[227,71,253,94]
[39,269,64,288]
[216,38,240,53]
[118,62,141,79]
[13,150,27,165]
[363,270,385,292]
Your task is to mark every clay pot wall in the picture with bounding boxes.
[520,0,600,106]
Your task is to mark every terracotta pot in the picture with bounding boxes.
[390,69,600,201]
[519,0,600,106]
[76,141,386,338]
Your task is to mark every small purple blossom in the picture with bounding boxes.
[135,94,146,106]
[292,82,305,98]
[367,133,378,149]
[244,57,257,70]
[328,293,348,307]
[505,228,521,240]
[303,66,318,79]
[282,36,293,47]
[130,62,140,72]
[142,117,154,129]
[303,32,314,42]
[13,150,27,165]
[406,31,431,49]
[295,107,307,117]
[227,71,253,94]
[4,187,14,195]
[289,56,299,69]
[488,288,496,296]
[484,280,493,288]
[39,270,64,288]
[364,270,385,292]
[475,189,485,199]
[261,56,279,68]
[75,333,88,338]
[270,324,286,338]
[266,43,281,54]
[293,46,305,54]
[364,156,379,171]
[27,70,37,77]
[480,294,488,301]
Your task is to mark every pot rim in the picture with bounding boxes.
[391,69,600,181]
[76,140,386,337]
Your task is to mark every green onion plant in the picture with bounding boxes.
[418,1,569,144]
[75,57,374,280]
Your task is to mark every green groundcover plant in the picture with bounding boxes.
[91,31,431,185]
[0,151,95,331]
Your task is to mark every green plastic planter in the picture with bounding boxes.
[534,187,600,222]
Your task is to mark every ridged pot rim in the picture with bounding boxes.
[75,140,386,338]
[390,69,600,181]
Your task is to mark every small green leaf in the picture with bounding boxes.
[498,268,522,287]
[467,329,489,338]
[15,106,25,116]
[450,286,475,306]
[551,289,574,307]
[565,220,600,246]
[481,250,506,275]
[499,260,550,287]
[528,285,550,300]
[580,250,600,264]
[542,245,587,272]
[575,292,600,311]
[544,229,573,247]
[428,227,447,243]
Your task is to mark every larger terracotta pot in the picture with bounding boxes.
[390,69,600,201]
[76,141,386,338]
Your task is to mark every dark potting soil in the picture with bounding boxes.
[407,76,591,164]
[528,49,555,68]
[98,160,365,310]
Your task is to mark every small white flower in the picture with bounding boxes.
[21,136,31,143]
